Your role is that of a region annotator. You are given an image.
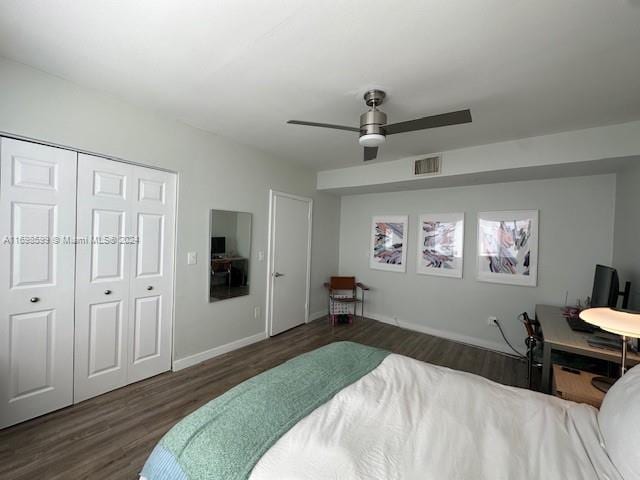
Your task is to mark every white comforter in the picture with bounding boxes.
[250,354,622,480]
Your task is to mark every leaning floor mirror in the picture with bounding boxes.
[209,209,252,302]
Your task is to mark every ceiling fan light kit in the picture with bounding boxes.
[359,133,386,147]
[287,89,472,162]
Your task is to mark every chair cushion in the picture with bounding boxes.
[329,296,361,303]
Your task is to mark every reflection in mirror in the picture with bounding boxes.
[209,210,251,302]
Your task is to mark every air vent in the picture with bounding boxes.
[413,156,441,176]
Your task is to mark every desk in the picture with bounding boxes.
[537,304,640,393]
[212,256,247,263]
[211,257,249,285]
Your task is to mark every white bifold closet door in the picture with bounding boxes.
[0,138,77,429]
[127,165,176,384]
[74,155,132,402]
[74,154,175,403]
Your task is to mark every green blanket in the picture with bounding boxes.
[141,341,389,480]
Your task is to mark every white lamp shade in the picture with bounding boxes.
[358,133,386,147]
[579,307,640,338]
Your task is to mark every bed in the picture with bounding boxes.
[141,341,640,480]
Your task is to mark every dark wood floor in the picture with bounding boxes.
[0,317,527,480]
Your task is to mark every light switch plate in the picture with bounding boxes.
[257,250,264,261]
[187,252,197,265]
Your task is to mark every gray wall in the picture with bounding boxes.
[235,213,252,259]
[210,210,238,254]
[339,174,616,352]
[0,57,340,361]
[613,162,640,310]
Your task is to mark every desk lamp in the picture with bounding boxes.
[579,307,640,392]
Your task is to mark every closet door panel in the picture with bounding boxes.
[8,310,55,398]
[127,166,175,383]
[90,209,126,281]
[0,138,76,429]
[74,154,133,403]
[11,203,55,287]
[132,295,161,363]
[136,213,164,277]
[87,300,124,377]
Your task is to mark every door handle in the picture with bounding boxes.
[147,286,154,291]
[104,290,112,295]
[30,297,40,303]
[273,272,284,278]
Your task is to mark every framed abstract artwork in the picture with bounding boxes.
[476,210,539,286]
[369,215,408,272]
[416,213,464,278]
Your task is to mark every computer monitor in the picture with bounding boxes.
[211,237,226,256]
[591,264,627,308]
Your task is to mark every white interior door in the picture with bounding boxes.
[268,191,312,336]
[0,138,77,428]
[74,154,133,403]
[126,165,175,384]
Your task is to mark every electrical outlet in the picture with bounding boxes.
[488,316,498,326]
[254,306,261,320]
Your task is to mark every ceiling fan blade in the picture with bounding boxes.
[363,146,378,161]
[287,120,359,132]
[385,109,472,135]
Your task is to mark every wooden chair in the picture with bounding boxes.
[211,259,232,294]
[323,276,369,325]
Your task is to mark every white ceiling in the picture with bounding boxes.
[1,0,640,170]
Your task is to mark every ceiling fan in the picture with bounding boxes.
[287,89,472,162]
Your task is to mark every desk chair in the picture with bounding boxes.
[522,312,542,389]
[323,276,369,326]
[211,260,232,294]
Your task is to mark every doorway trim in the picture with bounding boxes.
[265,189,313,336]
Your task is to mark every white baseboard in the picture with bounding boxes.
[172,331,267,372]
[172,313,514,372]
[309,310,328,321]
[365,311,514,356]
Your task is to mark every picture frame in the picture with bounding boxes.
[369,215,408,272]
[416,213,464,278]
[476,210,539,287]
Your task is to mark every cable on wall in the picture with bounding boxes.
[494,318,527,360]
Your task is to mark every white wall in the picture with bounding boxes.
[309,191,341,319]
[235,213,252,259]
[613,163,640,310]
[0,57,340,362]
[210,210,238,253]
[339,174,616,353]
[318,121,640,192]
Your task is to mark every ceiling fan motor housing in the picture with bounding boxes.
[360,89,387,138]
[359,109,387,136]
